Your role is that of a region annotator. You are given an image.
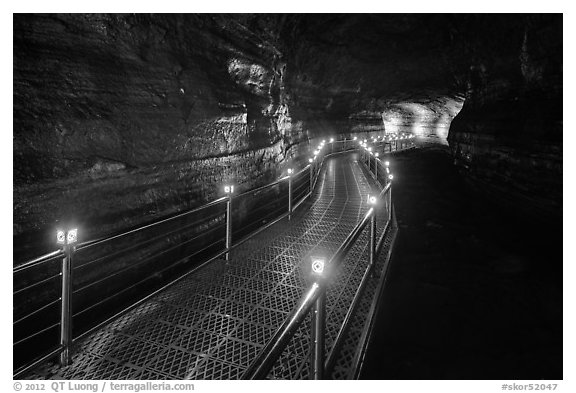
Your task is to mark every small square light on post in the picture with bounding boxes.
[330,138,334,143]
[287,168,293,175]
[66,229,78,244]
[309,158,313,163]
[375,153,379,157]
[57,230,66,245]
[385,161,390,167]
[57,228,78,246]
[224,185,234,194]
[353,136,357,140]
[311,258,325,276]
[389,174,394,180]
[368,195,377,205]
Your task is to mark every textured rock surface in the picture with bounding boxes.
[13,14,562,259]
[447,15,562,218]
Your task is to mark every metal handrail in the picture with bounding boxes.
[13,131,411,377]
[242,205,376,379]
[242,136,408,380]
[12,141,319,377]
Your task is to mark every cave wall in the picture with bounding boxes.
[446,14,562,218]
[13,14,299,256]
[13,14,562,258]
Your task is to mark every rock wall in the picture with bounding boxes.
[447,15,562,218]
[13,14,562,259]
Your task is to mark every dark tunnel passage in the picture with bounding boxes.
[12,13,563,380]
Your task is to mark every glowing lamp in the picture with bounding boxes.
[57,230,66,245]
[368,195,377,205]
[330,138,334,143]
[57,228,78,245]
[311,258,325,275]
[314,150,319,156]
[224,185,235,194]
[287,168,293,175]
[353,136,357,140]
[309,158,313,163]
[385,161,390,167]
[322,140,326,144]
[67,229,78,244]
[367,147,372,152]
[375,153,379,157]
[389,174,394,180]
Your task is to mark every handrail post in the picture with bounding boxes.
[288,169,293,220]
[59,236,76,366]
[309,162,313,194]
[370,213,376,277]
[224,186,235,261]
[311,291,326,379]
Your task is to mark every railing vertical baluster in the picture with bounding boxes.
[311,292,326,380]
[288,170,293,221]
[225,191,233,261]
[370,212,376,276]
[60,243,74,366]
[309,162,313,194]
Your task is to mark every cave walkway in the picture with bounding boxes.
[27,152,396,380]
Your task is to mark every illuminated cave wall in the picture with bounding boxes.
[13,14,562,257]
[381,96,464,144]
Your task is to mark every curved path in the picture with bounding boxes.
[26,152,394,380]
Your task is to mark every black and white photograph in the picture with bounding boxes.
[7,2,569,389]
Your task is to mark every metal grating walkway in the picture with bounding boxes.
[25,152,396,380]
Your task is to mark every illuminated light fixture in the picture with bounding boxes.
[386,167,390,174]
[353,136,357,140]
[370,151,374,155]
[56,230,66,245]
[57,228,78,245]
[314,150,319,156]
[309,158,313,163]
[224,185,235,194]
[375,153,379,157]
[311,258,325,275]
[367,147,372,152]
[363,139,367,143]
[389,174,394,180]
[287,168,293,175]
[322,140,326,143]
[368,195,377,205]
[67,228,78,244]
[385,161,390,167]
[330,138,334,143]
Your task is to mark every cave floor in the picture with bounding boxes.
[360,146,562,380]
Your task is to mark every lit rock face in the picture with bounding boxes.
[13,14,562,258]
[13,14,296,257]
[381,96,464,144]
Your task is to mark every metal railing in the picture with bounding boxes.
[13,132,413,378]
[242,134,413,380]
[13,156,316,378]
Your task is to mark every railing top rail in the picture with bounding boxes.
[14,132,387,271]
[13,249,65,274]
[76,196,229,252]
